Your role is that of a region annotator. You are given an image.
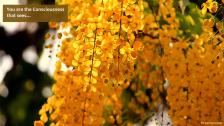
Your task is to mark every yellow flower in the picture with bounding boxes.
[40,113,48,123]
[93,60,101,68]
[34,121,44,126]
[201,0,218,15]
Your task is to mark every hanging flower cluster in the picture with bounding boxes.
[71,0,144,91]
[141,0,224,125]
[201,0,218,15]
[117,0,224,125]
[35,0,224,125]
[35,0,144,126]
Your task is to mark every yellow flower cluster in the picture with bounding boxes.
[164,26,224,125]
[35,0,144,126]
[70,0,144,91]
[138,0,224,125]
[35,0,224,125]
[201,0,218,15]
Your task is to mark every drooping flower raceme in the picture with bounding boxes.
[34,0,144,126]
